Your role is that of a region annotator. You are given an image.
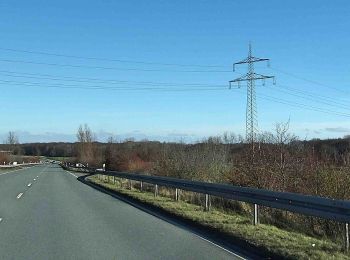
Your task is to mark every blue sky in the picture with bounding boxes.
[0,0,350,143]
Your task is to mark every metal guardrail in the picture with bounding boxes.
[62,163,350,250]
[62,164,350,223]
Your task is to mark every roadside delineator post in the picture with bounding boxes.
[154,184,158,197]
[175,188,179,201]
[345,223,349,253]
[254,204,259,225]
[140,181,143,192]
[205,194,210,211]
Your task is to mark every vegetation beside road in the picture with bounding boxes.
[87,175,349,260]
[0,167,18,173]
[4,123,350,253]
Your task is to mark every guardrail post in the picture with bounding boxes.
[175,188,179,201]
[345,223,349,253]
[254,204,259,225]
[154,184,158,197]
[205,194,210,211]
[140,181,143,192]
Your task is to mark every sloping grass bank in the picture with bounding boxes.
[87,175,349,260]
[0,166,23,173]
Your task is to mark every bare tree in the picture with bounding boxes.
[5,131,19,145]
[76,124,96,166]
[4,131,20,154]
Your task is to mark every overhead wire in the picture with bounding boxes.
[265,84,350,111]
[270,66,348,95]
[0,58,230,73]
[232,87,350,118]
[0,70,226,87]
[1,46,349,117]
[0,79,227,92]
[0,47,227,68]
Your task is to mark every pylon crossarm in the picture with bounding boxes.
[249,57,269,63]
[230,74,250,82]
[233,57,270,71]
[230,73,274,83]
[229,80,241,89]
[252,73,275,81]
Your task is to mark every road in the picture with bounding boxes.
[0,164,243,260]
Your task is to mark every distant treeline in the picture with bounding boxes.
[0,137,349,162]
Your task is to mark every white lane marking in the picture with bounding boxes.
[0,218,3,222]
[27,183,32,187]
[36,176,39,178]
[33,178,36,181]
[17,193,24,199]
[66,171,77,178]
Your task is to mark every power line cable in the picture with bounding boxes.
[277,84,349,106]
[0,47,227,68]
[232,88,350,118]
[270,66,348,95]
[265,85,350,111]
[0,79,227,92]
[0,58,230,73]
[258,92,350,118]
[0,70,225,87]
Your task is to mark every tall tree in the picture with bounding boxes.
[5,131,18,145]
[76,124,95,166]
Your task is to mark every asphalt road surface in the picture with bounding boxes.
[0,164,244,260]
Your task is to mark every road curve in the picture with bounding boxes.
[0,164,243,260]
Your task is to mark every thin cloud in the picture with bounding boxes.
[325,127,350,133]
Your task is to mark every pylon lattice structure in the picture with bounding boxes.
[229,43,275,147]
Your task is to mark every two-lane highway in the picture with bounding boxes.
[0,164,242,259]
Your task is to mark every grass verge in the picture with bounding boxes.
[0,166,23,173]
[87,175,349,260]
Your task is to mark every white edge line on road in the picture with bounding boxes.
[192,233,246,259]
[0,218,2,222]
[27,183,32,187]
[16,193,24,199]
[66,170,78,178]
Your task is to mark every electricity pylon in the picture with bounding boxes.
[229,43,275,150]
